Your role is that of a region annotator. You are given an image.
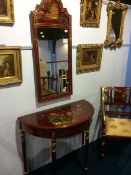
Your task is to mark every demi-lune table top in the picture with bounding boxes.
[18,100,94,138]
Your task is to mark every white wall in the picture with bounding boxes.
[0,0,131,175]
[126,45,131,85]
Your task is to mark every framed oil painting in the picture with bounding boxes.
[77,44,103,74]
[0,46,22,86]
[0,0,14,24]
[80,0,102,27]
[104,1,128,49]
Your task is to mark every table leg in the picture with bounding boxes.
[51,132,56,175]
[19,123,28,175]
[84,128,89,171]
[82,131,85,149]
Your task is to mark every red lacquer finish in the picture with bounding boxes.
[100,86,131,160]
[19,100,94,138]
[30,0,72,103]
[18,100,94,175]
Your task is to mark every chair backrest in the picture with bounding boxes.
[101,86,131,119]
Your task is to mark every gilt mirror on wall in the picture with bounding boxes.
[30,0,72,103]
[104,0,128,49]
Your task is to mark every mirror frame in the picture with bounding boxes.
[104,1,128,49]
[30,0,72,103]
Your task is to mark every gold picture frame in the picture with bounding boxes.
[0,46,22,86]
[80,0,102,27]
[77,44,103,73]
[0,0,14,24]
[104,1,128,49]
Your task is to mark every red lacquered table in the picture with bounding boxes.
[18,100,94,175]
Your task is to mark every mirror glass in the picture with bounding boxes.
[31,0,72,102]
[104,1,128,49]
[109,9,122,41]
[38,28,69,96]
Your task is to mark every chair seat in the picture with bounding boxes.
[105,116,131,137]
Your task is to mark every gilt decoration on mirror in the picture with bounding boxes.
[30,0,72,103]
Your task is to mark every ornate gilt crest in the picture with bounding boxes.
[32,0,69,27]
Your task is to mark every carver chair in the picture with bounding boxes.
[100,86,131,159]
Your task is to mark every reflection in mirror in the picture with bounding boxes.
[30,0,72,102]
[111,10,122,41]
[104,1,128,49]
[38,28,69,96]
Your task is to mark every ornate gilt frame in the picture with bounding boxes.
[0,46,22,86]
[0,0,14,24]
[104,1,128,49]
[80,0,102,27]
[77,44,103,74]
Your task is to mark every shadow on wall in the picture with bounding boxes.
[16,120,74,172]
[0,134,19,175]
[89,108,102,142]
[125,32,131,86]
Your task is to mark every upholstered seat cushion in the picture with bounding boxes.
[105,116,131,137]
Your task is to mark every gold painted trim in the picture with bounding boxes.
[51,132,56,152]
[47,111,72,126]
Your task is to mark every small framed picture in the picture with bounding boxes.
[0,0,14,24]
[77,44,103,73]
[0,46,22,86]
[80,0,102,27]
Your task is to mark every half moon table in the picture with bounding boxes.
[18,100,94,175]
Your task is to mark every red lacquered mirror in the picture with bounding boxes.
[30,0,72,103]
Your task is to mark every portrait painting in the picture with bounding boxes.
[77,44,103,73]
[0,0,14,24]
[0,0,7,15]
[0,54,15,78]
[0,46,22,86]
[80,0,102,27]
